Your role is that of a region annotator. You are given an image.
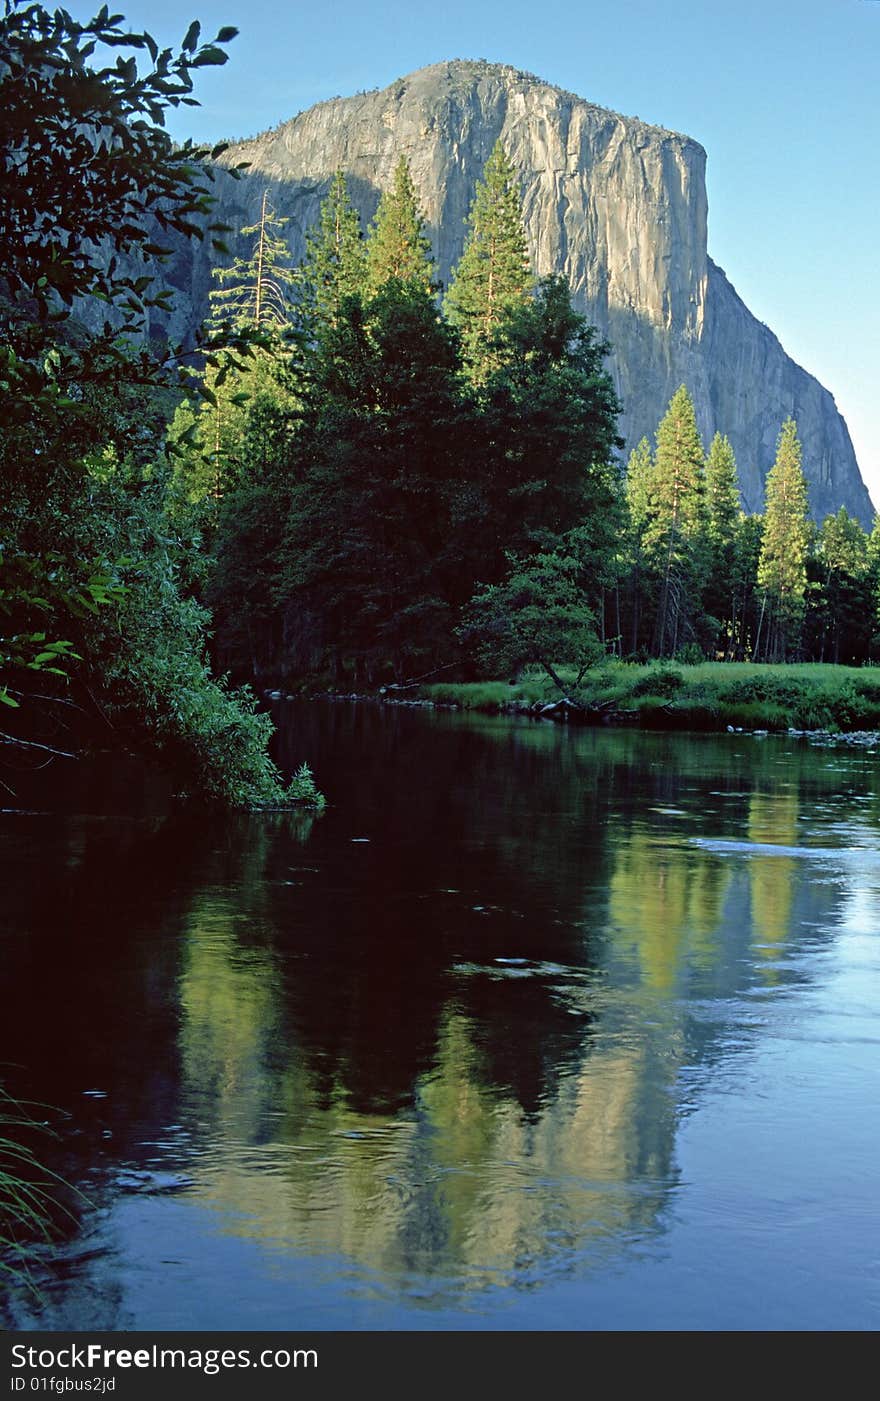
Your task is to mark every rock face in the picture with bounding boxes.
[161,60,872,523]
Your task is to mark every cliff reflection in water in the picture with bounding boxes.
[165,713,838,1287]
[1,705,868,1320]
[177,906,673,1283]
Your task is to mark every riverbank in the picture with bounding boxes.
[407,662,880,735]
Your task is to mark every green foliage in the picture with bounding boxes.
[208,245,623,691]
[0,0,240,639]
[460,549,603,691]
[287,762,326,809]
[0,548,126,709]
[756,418,811,660]
[365,156,435,296]
[167,340,302,525]
[644,385,708,656]
[704,433,741,542]
[49,462,319,807]
[444,140,532,381]
[166,190,304,519]
[0,4,321,806]
[474,276,623,573]
[629,666,684,698]
[621,437,656,653]
[419,681,517,711]
[415,661,880,733]
[730,512,764,660]
[613,661,880,730]
[806,507,872,665]
[625,438,654,532]
[703,432,742,654]
[277,277,463,683]
[295,171,367,334]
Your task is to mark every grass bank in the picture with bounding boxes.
[417,662,880,733]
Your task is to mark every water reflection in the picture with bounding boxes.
[2,707,878,1327]
[747,790,799,972]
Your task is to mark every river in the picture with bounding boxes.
[2,701,879,1329]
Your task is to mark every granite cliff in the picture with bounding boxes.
[157,60,872,523]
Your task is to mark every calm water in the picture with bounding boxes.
[2,702,879,1330]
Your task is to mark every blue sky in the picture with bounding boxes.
[66,0,879,508]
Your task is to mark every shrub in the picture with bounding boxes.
[630,667,684,699]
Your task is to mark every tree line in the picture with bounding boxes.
[173,152,880,688]
[618,390,880,667]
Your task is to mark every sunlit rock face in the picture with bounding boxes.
[160,60,873,523]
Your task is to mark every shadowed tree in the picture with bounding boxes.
[730,512,763,659]
[278,278,463,684]
[473,276,623,591]
[623,436,655,653]
[459,547,603,695]
[0,4,312,804]
[169,193,301,514]
[295,171,367,334]
[811,507,870,664]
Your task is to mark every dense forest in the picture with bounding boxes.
[3,4,880,809]
[171,156,880,688]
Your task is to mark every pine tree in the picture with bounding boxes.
[280,277,463,684]
[813,507,869,663]
[364,156,435,296]
[444,140,532,380]
[168,349,295,521]
[472,276,622,588]
[731,513,764,659]
[209,190,297,331]
[170,193,301,513]
[295,171,367,333]
[625,438,654,532]
[704,432,742,655]
[755,418,811,661]
[643,385,707,656]
[867,517,880,661]
[623,437,655,653]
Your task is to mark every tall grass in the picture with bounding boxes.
[420,662,880,732]
[0,1085,80,1299]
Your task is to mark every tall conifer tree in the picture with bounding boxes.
[444,140,532,380]
[812,507,869,663]
[365,156,434,295]
[643,385,707,656]
[296,171,367,332]
[867,517,880,660]
[731,513,764,659]
[624,437,655,653]
[171,193,298,513]
[704,431,742,655]
[209,190,297,331]
[755,418,810,661]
